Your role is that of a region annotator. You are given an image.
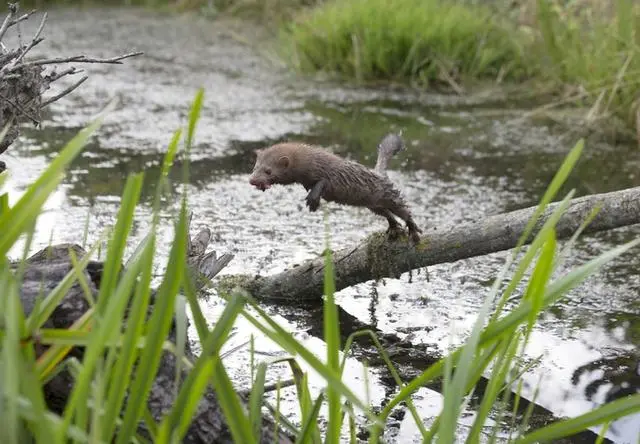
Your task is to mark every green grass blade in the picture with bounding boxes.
[101,234,156,441]
[491,189,575,320]
[96,172,146,316]
[181,88,204,192]
[158,292,246,442]
[25,226,107,333]
[0,103,113,257]
[59,173,144,438]
[0,193,8,216]
[211,358,257,444]
[438,243,509,443]
[17,350,55,443]
[295,392,325,444]
[2,272,25,444]
[489,138,584,319]
[115,204,189,444]
[516,394,640,443]
[466,332,521,443]
[35,310,93,381]
[524,229,557,331]
[238,297,380,426]
[185,88,204,152]
[250,362,268,441]
[379,236,640,423]
[293,369,322,444]
[322,215,342,444]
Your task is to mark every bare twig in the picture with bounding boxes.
[238,379,296,398]
[8,51,144,71]
[0,2,18,43]
[6,9,37,31]
[11,11,47,66]
[41,75,88,108]
[0,93,39,123]
[45,66,83,83]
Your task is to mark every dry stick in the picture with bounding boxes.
[46,66,83,83]
[7,51,144,71]
[41,75,88,108]
[0,2,18,43]
[244,186,640,303]
[6,9,37,29]
[0,93,38,123]
[11,11,47,67]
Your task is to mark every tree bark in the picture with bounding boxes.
[243,186,640,303]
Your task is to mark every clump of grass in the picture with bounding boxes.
[280,0,532,88]
[532,0,640,126]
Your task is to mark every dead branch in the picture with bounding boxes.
[5,51,144,71]
[40,75,88,107]
[0,2,143,155]
[239,186,640,303]
[0,2,18,43]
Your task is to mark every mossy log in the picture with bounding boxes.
[235,186,640,303]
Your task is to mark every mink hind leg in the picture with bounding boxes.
[386,203,422,244]
[369,207,405,240]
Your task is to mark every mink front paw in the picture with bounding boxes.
[305,194,320,212]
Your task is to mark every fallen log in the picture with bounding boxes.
[14,217,292,443]
[238,186,640,303]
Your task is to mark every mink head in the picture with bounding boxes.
[248,145,295,191]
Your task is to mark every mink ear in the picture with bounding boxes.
[254,148,264,157]
[278,156,290,169]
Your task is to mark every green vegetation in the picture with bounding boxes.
[281,0,640,129]
[532,0,640,126]
[280,0,531,87]
[6,0,639,130]
[2,89,640,443]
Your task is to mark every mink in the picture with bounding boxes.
[248,133,422,244]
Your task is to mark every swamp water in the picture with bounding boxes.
[2,7,639,443]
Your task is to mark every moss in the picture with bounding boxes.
[365,232,405,280]
[215,273,255,297]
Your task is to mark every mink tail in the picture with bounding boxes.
[374,131,406,176]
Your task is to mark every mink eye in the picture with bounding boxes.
[265,168,272,175]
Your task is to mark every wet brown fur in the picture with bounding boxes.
[249,141,422,244]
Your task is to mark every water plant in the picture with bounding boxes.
[1,89,640,443]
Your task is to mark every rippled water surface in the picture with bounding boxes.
[2,7,640,443]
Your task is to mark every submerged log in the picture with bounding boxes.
[15,219,292,443]
[239,186,640,303]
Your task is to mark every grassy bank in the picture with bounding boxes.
[280,0,640,130]
[10,0,638,131]
[2,89,640,443]
[280,0,532,88]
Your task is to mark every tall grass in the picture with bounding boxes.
[280,0,640,128]
[280,0,531,88]
[1,90,640,443]
[533,0,640,125]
